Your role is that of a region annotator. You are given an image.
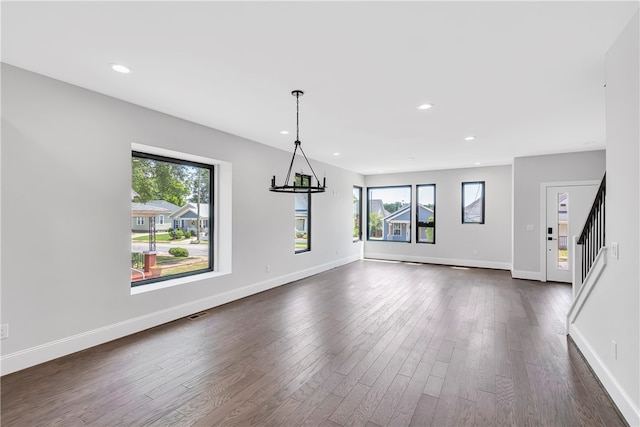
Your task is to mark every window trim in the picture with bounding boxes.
[462,181,485,224]
[131,150,215,287]
[416,183,436,244]
[366,185,412,243]
[353,186,362,242]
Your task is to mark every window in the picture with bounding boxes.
[462,181,485,224]
[367,186,411,242]
[416,184,436,243]
[136,217,144,226]
[295,191,310,253]
[131,151,213,286]
[353,186,362,241]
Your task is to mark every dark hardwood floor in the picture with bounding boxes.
[1,260,626,426]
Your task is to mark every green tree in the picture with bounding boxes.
[188,167,211,204]
[131,157,190,205]
[369,212,383,238]
[132,158,158,203]
[425,216,435,243]
[383,201,402,213]
[154,161,189,206]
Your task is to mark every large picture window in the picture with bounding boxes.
[353,186,362,241]
[416,184,436,243]
[131,151,213,286]
[367,186,412,242]
[462,181,485,224]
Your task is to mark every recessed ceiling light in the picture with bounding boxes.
[333,152,340,156]
[409,157,415,160]
[111,63,131,74]
[464,136,476,141]
[417,104,433,110]
[475,162,481,166]
[280,130,289,135]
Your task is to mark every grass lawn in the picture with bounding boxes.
[160,261,209,276]
[132,233,188,242]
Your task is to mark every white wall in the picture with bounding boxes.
[572,11,640,425]
[0,64,364,374]
[363,165,512,269]
[512,151,606,279]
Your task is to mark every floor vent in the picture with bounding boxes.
[187,311,208,319]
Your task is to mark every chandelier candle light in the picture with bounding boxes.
[269,90,327,193]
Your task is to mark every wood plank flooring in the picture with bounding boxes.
[1,260,626,426]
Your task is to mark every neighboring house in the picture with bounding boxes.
[416,204,435,243]
[295,194,308,234]
[131,200,180,232]
[368,199,391,239]
[171,202,210,235]
[377,204,434,242]
[131,202,171,232]
[463,197,484,223]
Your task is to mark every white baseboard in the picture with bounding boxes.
[570,326,640,427]
[363,252,511,271]
[510,269,542,281]
[0,255,361,376]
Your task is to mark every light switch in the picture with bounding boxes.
[611,242,619,259]
[526,224,534,231]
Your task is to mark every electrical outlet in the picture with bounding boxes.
[0,324,8,340]
[473,249,478,255]
[265,265,271,273]
[612,340,617,360]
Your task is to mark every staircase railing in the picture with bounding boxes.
[576,173,606,283]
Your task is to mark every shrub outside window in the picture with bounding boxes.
[131,151,213,286]
[367,186,412,242]
[462,181,485,224]
[416,184,436,243]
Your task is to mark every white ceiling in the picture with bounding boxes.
[2,1,638,175]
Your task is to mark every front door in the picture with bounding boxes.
[545,185,598,282]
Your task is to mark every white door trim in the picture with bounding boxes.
[539,180,600,282]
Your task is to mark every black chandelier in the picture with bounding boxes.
[270,90,326,193]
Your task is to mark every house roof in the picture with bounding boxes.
[385,205,411,222]
[131,203,170,217]
[172,202,210,219]
[369,199,391,217]
[382,204,434,224]
[145,200,181,214]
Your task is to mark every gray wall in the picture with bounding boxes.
[574,11,640,424]
[512,150,606,279]
[364,165,512,269]
[1,64,364,373]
